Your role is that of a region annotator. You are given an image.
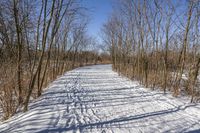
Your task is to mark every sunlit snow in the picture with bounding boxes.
[0,65,200,133]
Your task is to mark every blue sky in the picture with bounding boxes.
[80,0,188,43]
[81,0,113,42]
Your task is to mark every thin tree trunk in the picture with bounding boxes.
[174,2,193,96]
[13,0,23,105]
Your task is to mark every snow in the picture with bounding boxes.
[0,64,200,133]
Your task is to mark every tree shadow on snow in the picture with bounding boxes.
[37,104,198,133]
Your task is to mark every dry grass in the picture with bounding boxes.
[0,59,106,121]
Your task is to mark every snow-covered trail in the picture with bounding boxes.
[0,65,200,133]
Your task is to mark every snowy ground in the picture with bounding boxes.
[0,64,200,133]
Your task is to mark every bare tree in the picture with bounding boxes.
[102,0,200,101]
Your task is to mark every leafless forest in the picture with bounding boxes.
[102,0,200,102]
[0,0,200,122]
[0,0,110,120]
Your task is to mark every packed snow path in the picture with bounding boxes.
[0,65,200,133]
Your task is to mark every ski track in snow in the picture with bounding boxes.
[0,64,200,133]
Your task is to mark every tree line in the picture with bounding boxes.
[102,0,200,102]
[0,0,108,120]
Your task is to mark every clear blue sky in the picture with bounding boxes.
[80,0,113,42]
[80,0,188,43]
